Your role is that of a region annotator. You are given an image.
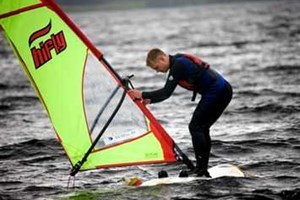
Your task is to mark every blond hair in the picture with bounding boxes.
[146,48,166,67]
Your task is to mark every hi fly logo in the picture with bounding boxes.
[29,20,67,69]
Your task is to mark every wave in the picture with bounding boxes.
[234,138,299,149]
[237,88,300,98]
[278,188,300,200]
[212,140,254,154]
[259,65,300,74]
[234,103,300,114]
[0,139,62,161]
[1,95,39,103]
[252,188,300,200]
[244,160,300,169]
[0,83,8,90]
[0,103,11,111]
[0,95,39,111]
[192,39,269,49]
[23,185,60,192]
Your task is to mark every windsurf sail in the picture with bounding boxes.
[0,0,193,175]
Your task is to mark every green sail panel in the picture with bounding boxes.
[0,0,177,172]
[0,0,42,17]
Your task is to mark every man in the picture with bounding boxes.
[129,48,232,177]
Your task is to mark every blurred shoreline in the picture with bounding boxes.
[58,0,278,12]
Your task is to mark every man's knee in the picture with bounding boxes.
[189,122,208,135]
[188,121,197,133]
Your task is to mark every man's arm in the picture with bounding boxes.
[142,78,177,103]
[142,62,184,103]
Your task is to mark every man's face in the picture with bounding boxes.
[150,55,169,73]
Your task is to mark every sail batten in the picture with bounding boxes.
[0,0,179,173]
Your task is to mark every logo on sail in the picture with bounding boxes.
[29,20,67,69]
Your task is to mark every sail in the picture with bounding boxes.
[0,0,178,172]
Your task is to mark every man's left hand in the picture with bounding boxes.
[128,89,142,100]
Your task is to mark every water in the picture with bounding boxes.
[1,1,300,199]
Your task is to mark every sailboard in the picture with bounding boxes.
[0,0,195,176]
[134,164,245,187]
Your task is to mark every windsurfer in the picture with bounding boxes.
[128,48,232,177]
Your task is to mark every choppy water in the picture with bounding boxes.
[1,1,300,199]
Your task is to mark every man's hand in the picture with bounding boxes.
[142,99,151,105]
[128,89,142,100]
[128,89,151,105]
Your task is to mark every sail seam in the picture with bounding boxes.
[0,3,44,19]
[92,131,152,153]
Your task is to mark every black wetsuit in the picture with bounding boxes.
[142,54,232,171]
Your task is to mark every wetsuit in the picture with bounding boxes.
[142,54,232,173]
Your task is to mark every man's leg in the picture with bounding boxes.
[189,99,213,176]
[188,82,232,176]
[207,82,233,127]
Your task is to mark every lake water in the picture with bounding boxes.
[0,0,300,199]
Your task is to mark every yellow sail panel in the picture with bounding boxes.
[0,4,91,164]
[0,0,42,17]
[1,0,179,174]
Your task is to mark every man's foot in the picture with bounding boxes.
[158,170,168,178]
[187,167,211,178]
[178,170,189,177]
[178,168,211,178]
[196,169,211,178]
